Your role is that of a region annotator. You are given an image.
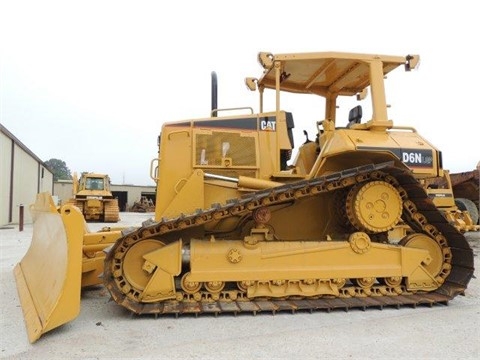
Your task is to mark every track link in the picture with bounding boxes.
[104,162,474,316]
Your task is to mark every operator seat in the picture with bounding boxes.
[280,112,295,170]
[347,105,362,128]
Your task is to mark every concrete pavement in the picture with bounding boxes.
[1,213,479,359]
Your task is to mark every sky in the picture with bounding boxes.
[1,0,479,186]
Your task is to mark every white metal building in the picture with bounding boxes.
[1,124,54,225]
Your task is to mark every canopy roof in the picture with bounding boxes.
[256,52,410,97]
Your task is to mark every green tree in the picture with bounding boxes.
[45,158,72,181]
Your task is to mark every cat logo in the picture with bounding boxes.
[260,119,276,131]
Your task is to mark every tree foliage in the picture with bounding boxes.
[45,158,72,181]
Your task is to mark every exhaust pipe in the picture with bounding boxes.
[211,71,218,117]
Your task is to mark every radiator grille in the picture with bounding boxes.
[195,132,256,167]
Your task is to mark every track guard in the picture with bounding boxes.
[140,240,183,302]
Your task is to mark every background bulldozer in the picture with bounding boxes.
[423,170,479,232]
[440,166,479,225]
[67,172,120,222]
[130,196,155,212]
[15,50,474,343]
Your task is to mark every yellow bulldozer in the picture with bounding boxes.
[14,50,474,343]
[67,172,120,222]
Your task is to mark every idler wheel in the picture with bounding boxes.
[122,239,165,291]
[399,233,444,278]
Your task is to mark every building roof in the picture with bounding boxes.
[0,123,52,171]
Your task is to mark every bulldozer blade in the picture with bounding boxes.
[13,193,85,343]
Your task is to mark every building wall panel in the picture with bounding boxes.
[0,132,12,225]
[1,125,54,226]
[11,145,40,224]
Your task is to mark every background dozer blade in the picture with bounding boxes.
[13,193,85,343]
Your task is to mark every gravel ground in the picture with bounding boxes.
[1,213,479,360]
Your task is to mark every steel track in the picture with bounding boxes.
[104,162,474,316]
